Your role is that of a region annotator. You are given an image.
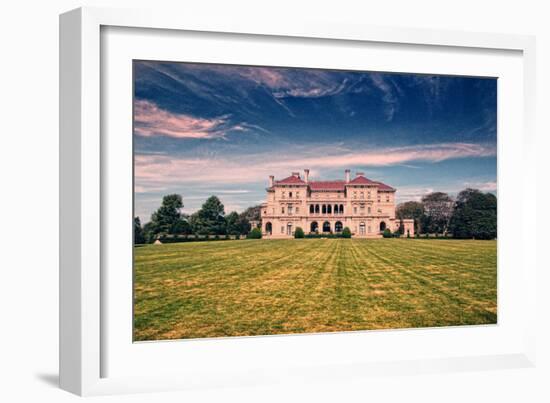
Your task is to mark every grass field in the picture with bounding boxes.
[134,238,497,341]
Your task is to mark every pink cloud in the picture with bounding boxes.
[134,142,496,193]
[267,143,495,170]
[134,100,232,139]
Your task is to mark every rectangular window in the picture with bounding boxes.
[354,207,357,214]
[368,207,371,214]
[288,205,293,215]
[289,191,293,198]
[296,207,300,213]
[281,207,285,214]
[353,191,357,199]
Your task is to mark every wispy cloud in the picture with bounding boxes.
[370,74,400,121]
[134,142,496,193]
[134,100,247,139]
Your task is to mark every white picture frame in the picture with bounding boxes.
[59,6,537,396]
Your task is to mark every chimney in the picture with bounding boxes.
[345,169,350,183]
[268,175,274,187]
[304,169,310,183]
[356,172,364,177]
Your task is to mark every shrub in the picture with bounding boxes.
[294,227,305,238]
[247,227,262,239]
[342,227,352,238]
[393,230,401,238]
[382,228,393,238]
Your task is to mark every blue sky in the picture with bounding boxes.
[134,61,497,222]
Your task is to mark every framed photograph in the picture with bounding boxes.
[60,7,537,396]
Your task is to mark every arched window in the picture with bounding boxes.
[335,221,343,232]
[309,205,314,214]
[322,221,331,233]
[334,204,338,214]
[322,205,327,214]
[315,204,320,214]
[380,221,386,232]
[340,204,344,214]
[359,222,366,235]
[310,221,318,233]
[265,222,272,235]
[327,205,332,214]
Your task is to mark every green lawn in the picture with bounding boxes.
[134,238,497,341]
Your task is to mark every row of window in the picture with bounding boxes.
[281,205,300,215]
[264,221,387,235]
[280,191,391,202]
[281,191,300,199]
[309,204,344,214]
[276,204,385,216]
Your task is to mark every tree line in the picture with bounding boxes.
[134,194,261,244]
[396,188,497,239]
[135,187,497,244]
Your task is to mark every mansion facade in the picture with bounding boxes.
[260,169,414,238]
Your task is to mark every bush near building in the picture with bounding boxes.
[247,227,262,239]
[294,227,305,238]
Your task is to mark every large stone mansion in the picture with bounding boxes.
[260,169,414,238]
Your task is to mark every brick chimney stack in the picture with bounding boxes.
[304,169,310,183]
[345,169,350,183]
[268,175,274,187]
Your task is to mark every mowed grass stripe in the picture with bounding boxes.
[134,239,497,340]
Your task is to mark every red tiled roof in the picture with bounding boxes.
[275,175,306,185]
[348,175,377,185]
[272,173,395,191]
[309,180,345,191]
[374,181,395,191]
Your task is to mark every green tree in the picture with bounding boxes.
[225,211,241,235]
[150,194,185,235]
[235,214,252,235]
[421,192,454,235]
[294,227,305,238]
[450,189,497,239]
[382,228,393,238]
[396,201,425,233]
[143,221,158,243]
[342,227,352,238]
[240,205,261,222]
[193,196,227,235]
[247,227,262,239]
[133,217,145,244]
